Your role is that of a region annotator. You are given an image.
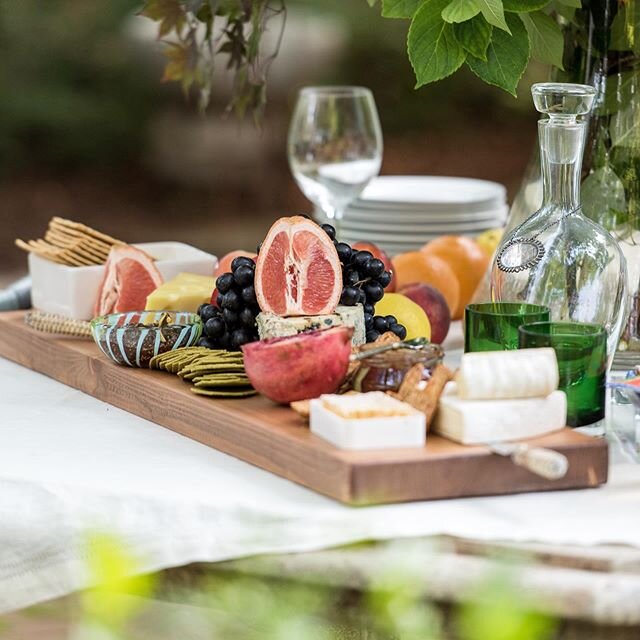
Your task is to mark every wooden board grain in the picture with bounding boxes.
[0,311,608,505]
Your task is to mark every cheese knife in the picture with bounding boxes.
[487,442,569,480]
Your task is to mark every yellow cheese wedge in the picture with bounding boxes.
[146,272,215,312]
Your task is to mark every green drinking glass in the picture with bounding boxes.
[518,321,606,428]
[464,302,550,352]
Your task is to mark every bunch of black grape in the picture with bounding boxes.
[321,224,407,343]
[197,256,259,351]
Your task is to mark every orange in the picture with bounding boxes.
[391,251,460,315]
[421,236,490,319]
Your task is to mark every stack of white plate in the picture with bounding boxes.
[315,176,508,256]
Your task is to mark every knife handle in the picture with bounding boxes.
[512,446,569,480]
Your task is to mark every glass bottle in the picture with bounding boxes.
[491,83,628,360]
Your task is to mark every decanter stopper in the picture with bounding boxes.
[533,83,596,166]
[531,83,596,122]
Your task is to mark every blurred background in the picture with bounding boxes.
[0,0,547,286]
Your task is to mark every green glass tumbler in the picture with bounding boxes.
[464,302,550,352]
[518,321,606,428]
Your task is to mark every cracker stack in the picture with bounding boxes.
[15,217,125,266]
[150,347,257,398]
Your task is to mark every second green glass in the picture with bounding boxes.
[464,302,550,352]
[518,321,607,428]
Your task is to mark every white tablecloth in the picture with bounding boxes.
[2,356,640,613]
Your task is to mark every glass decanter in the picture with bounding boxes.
[491,83,628,359]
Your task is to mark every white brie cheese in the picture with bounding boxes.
[435,381,567,444]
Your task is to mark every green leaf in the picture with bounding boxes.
[610,4,640,54]
[599,70,640,116]
[382,0,422,18]
[582,165,627,229]
[556,0,581,7]
[520,11,564,68]
[611,94,640,147]
[454,15,493,59]
[475,0,511,33]
[552,0,576,23]
[408,0,467,86]
[367,0,379,6]
[467,12,530,95]
[140,0,186,37]
[442,0,481,23]
[503,0,549,12]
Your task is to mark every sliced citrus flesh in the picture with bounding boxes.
[255,216,342,316]
[94,245,163,316]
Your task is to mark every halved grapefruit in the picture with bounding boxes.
[255,216,342,316]
[94,245,163,316]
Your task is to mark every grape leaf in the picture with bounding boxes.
[140,0,186,37]
[454,15,493,60]
[520,11,564,69]
[442,0,481,23]
[382,0,422,18]
[408,0,467,86]
[475,0,511,33]
[503,0,549,12]
[467,12,530,95]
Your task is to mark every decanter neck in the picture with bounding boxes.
[539,119,585,211]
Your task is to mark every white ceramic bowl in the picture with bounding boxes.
[29,241,218,320]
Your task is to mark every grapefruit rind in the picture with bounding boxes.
[94,245,163,316]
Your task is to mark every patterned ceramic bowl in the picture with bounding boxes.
[91,310,202,368]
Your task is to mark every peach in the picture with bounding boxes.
[399,283,451,344]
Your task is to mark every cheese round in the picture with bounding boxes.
[456,348,559,400]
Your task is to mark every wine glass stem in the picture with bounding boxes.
[332,206,345,237]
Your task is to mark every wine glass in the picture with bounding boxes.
[287,86,383,228]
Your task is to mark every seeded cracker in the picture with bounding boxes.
[150,346,255,398]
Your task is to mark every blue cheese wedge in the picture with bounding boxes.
[256,304,365,346]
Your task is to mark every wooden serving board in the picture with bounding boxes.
[0,311,608,505]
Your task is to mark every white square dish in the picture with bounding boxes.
[29,242,218,320]
[310,393,426,451]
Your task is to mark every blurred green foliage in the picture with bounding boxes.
[0,0,156,170]
[0,0,537,175]
[290,0,536,134]
[61,533,557,640]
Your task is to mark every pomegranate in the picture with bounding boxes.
[241,326,353,404]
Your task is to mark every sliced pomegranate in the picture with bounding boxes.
[255,216,342,316]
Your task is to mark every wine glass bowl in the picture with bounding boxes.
[288,86,383,222]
